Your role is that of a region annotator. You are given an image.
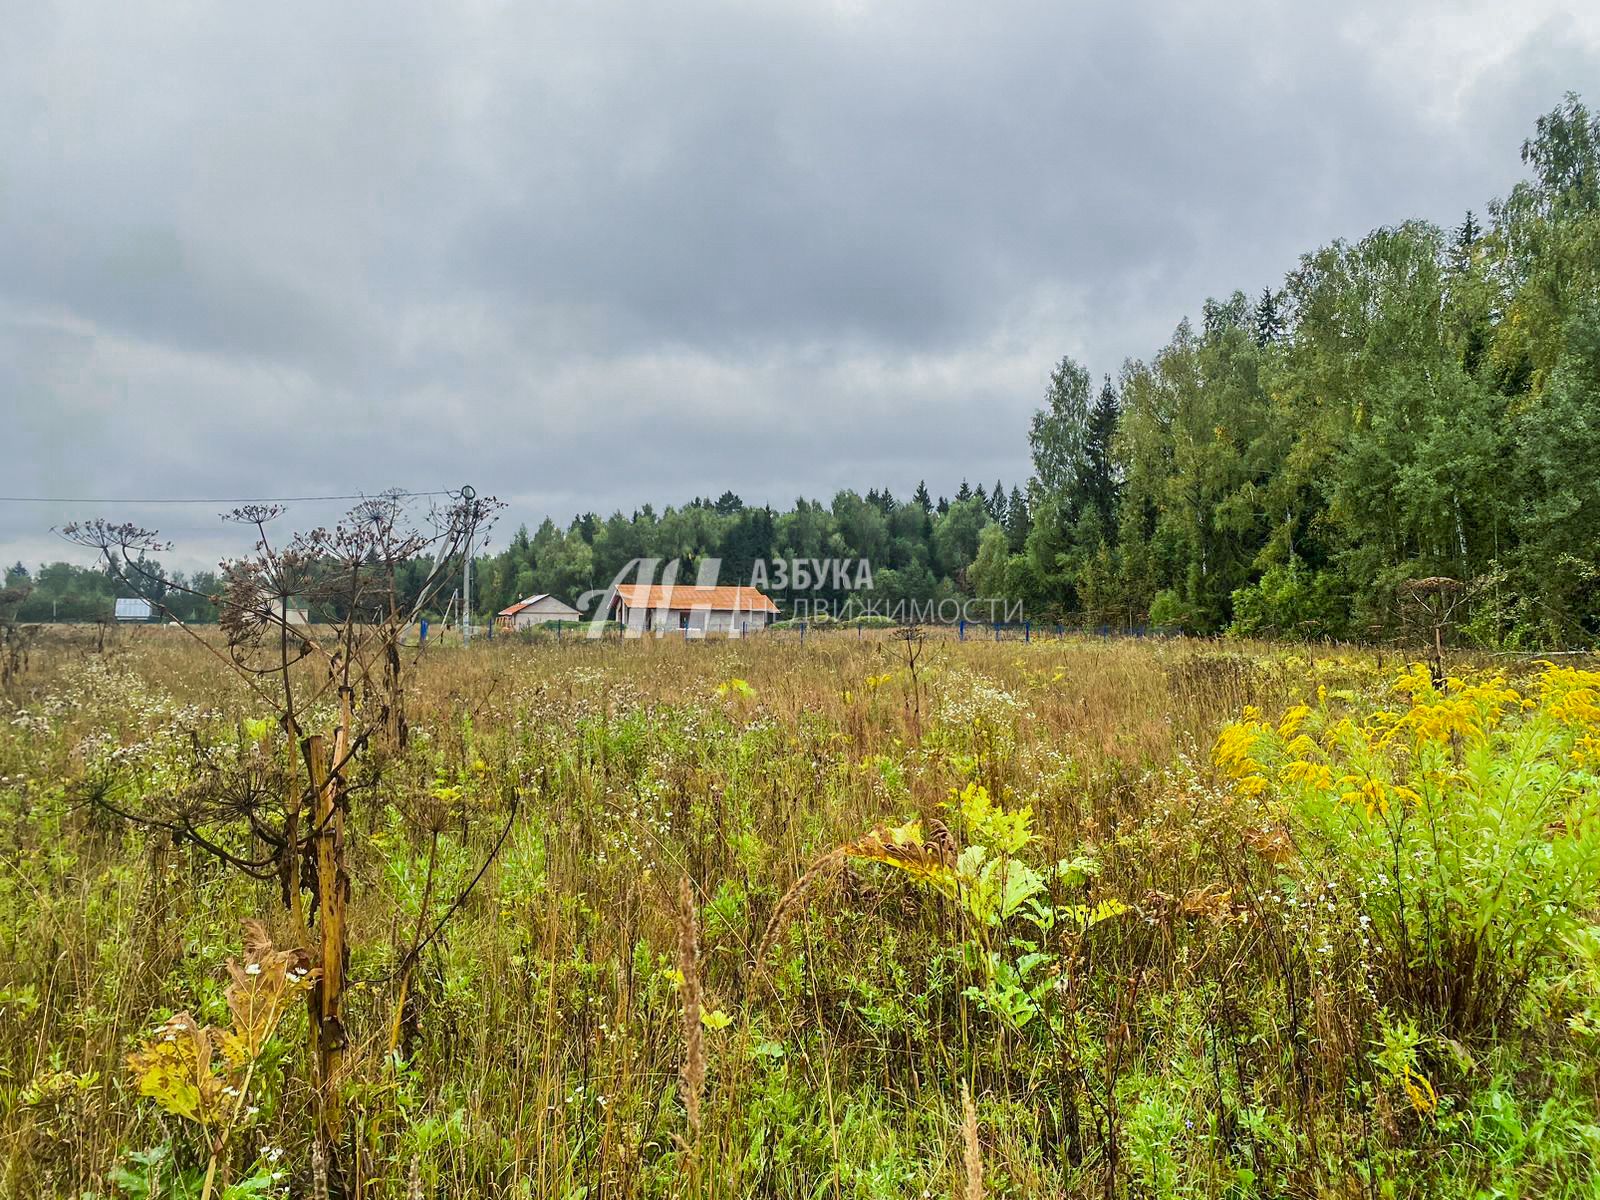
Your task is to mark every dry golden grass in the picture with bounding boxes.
[2,624,1587,1199]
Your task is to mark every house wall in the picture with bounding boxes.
[700,608,772,635]
[616,604,771,636]
[509,598,580,628]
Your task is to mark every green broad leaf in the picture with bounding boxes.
[997,861,1047,921]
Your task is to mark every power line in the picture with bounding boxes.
[0,489,457,505]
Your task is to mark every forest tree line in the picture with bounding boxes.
[7,95,1597,646]
[475,95,1600,645]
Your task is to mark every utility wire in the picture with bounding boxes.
[0,489,457,505]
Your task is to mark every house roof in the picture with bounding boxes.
[612,584,779,614]
[498,593,578,617]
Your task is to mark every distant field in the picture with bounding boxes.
[3,628,1599,1199]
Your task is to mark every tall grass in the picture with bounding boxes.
[1,627,1598,1198]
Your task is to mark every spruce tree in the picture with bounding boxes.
[1452,209,1481,270]
[1005,486,1030,552]
[1253,287,1285,347]
[987,480,1007,523]
[1085,376,1121,523]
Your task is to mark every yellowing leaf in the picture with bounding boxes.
[1057,898,1130,930]
[840,821,956,890]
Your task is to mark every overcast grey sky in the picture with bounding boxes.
[4,0,1598,570]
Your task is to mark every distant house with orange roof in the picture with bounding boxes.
[610,584,778,636]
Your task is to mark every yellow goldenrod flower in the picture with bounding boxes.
[1213,721,1266,780]
[1339,774,1388,818]
[1283,760,1334,790]
[1402,1065,1438,1116]
[1278,705,1310,738]
[1573,734,1600,770]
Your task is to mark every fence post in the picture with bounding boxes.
[1024,620,1030,643]
[800,621,806,645]
[958,618,966,641]
[993,622,999,641]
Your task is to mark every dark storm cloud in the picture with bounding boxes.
[2,0,1596,569]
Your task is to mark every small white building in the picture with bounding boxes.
[496,593,582,631]
[611,584,777,637]
[114,597,153,622]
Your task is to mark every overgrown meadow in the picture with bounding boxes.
[4,629,1600,1199]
